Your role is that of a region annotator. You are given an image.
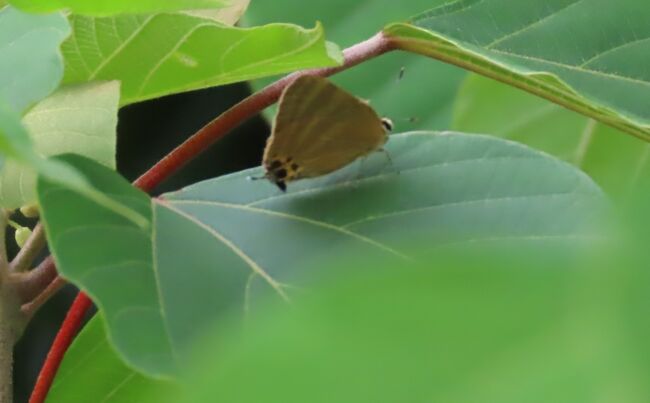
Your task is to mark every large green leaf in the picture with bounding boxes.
[38,133,605,379]
[48,316,179,403]
[0,81,119,209]
[453,74,650,197]
[385,0,650,140]
[62,14,342,105]
[8,0,228,16]
[38,154,166,377]
[243,0,465,131]
[0,6,69,113]
[157,132,604,327]
[181,253,649,403]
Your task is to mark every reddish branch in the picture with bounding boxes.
[28,292,91,403]
[28,31,396,403]
[135,32,395,191]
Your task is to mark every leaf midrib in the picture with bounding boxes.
[159,201,291,301]
[169,199,409,260]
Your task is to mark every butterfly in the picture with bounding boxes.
[260,75,393,191]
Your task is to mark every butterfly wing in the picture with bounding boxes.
[263,75,387,183]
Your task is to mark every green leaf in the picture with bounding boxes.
[1,107,145,225]
[385,0,650,140]
[48,316,180,403]
[38,133,605,379]
[453,74,650,197]
[0,6,70,113]
[0,81,119,209]
[8,0,228,16]
[182,254,650,403]
[62,14,342,105]
[156,133,603,350]
[243,0,466,131]
[0,103,93,209]
[185,0,250,25]
[37,154,166,377]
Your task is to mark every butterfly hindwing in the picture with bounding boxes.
[263,76,388,190]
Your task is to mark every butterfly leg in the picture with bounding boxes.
[377,147,400,175]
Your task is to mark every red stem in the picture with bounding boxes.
[28,292,91,403]
[29,31,395,403]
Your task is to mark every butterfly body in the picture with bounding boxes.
[262,75,391,191]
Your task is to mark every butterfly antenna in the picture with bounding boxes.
[378,67,411,128]
[394,116,419,124]
[398,66,406,81]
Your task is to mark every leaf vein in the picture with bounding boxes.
[160,203,290,301]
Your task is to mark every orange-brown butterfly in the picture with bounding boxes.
[259,75,392,191]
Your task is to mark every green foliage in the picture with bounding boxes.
[244,0,466,131]
[0,8,132,220]
[38,132,605,380]
[0,7,69,113]
[385,0,650,139]
[48,316,179,403]
[453,74,650,197]
[181,251,650,403]
[7,0,650,401]
[62,14,342,105]
[8,0,229,16]
[37,155,167,376]
[0,104,144,226]
[0,81,119,208]
[0,103,93,210]
[185,0,250,25]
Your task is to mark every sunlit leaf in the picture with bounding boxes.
[0,81,119,208]
[62,14,342,105]
[8,0,228,16]
[185,0,250,25]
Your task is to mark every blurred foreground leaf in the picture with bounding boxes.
[183,251,650,403]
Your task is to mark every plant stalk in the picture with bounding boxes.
[0,278,22,403]
[11,224,46,273]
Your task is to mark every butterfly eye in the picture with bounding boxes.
[381,118,394,132]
